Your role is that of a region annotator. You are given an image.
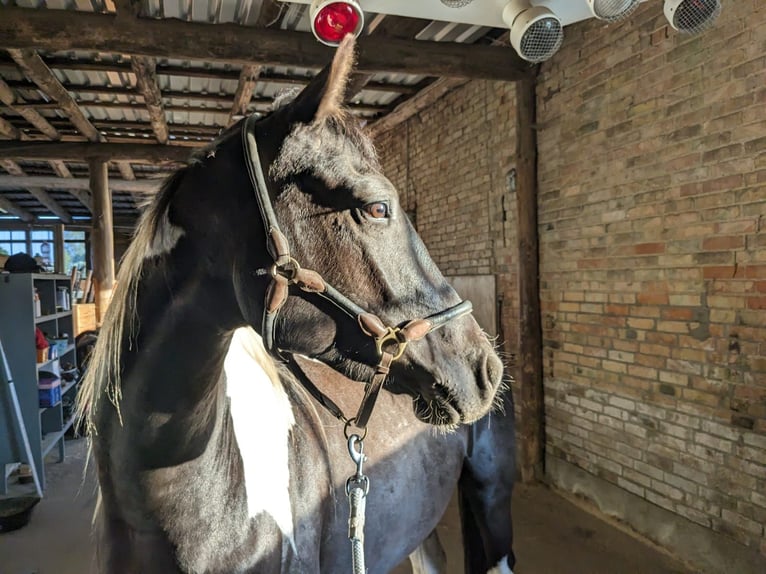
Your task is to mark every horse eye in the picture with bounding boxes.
[363,202,389,219]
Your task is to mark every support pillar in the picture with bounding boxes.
[53,223,64,274]
[89,159,114,324]
[516,77,544,483]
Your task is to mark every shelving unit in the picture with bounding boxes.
[0,273,79,494]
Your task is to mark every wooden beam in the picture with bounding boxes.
[0,77,60,139]
[89,159,115,323]
[0,159,25,176]
[7,49,101,142]
[116,161,136,181]
[0,141,191,163]
[26,187,73,223]
[130,56,169,144]
[0,7,531,81]
[368,78,469,137]
[0,194,35,222]
[228,64,261,126]
[515,78,543,484]
[48,160,72,178]
[0,115,20,139]
[0,175,162,194]
[0,58,417,94]
[68,188,93,213]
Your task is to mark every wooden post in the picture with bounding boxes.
[516,77,544,483]
[89,159,114,323]
[53,224,65,274]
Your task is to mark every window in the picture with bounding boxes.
[30,229,54,269]
[0,230,30,257]
[64,230,87,272]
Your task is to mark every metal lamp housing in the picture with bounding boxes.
[503,0,564,64]
[309,0,365,46]
[586,0,640,22]
[663,0,722,34]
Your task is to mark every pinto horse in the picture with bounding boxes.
[78,36,514,573]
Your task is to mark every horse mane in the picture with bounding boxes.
[75,165,186,430]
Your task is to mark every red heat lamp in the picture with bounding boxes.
[310,0,365,46]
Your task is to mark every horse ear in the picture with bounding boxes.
[288,34,357,124]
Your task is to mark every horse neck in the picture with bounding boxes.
[118,257,242,431]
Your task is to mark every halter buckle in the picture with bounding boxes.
[374,327,408,361]
[270,257,301,283]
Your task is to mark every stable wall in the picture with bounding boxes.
[375,1,765,570]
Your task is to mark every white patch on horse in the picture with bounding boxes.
[487,556,513,574]
[146,210,184,257]
[224,327,296,552]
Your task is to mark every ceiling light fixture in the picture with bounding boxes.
[502,0,564,63]
[587,0,640,22]
[309,0,365,46]
[664,0,722,35]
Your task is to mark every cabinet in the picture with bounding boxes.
[0,273,79,494]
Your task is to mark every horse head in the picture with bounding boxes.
[137,37,504,427]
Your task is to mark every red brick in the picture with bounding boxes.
[635,242,666,255]
[702,236,746,251]
[637,291,669,305]
[748,297,766,310]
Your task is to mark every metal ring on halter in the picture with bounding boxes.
[270,257,301,282]
[374,327,408,361]
[344,418,368,441]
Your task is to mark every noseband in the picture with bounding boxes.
[242,115,473,430]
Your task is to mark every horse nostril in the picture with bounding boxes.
[481,351,504,393]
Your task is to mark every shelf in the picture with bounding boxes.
[41,415,75,458]
[34,310,72,324]
[35,344,75,371]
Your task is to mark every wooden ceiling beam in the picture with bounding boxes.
[116,161,136,181]
[7,49,102,142]
[0,159,74,222]
[0,194,36,222]
[48,160,72,178]
[130,56,169,144]
[0,174,161,194]
[0,141,191,163]
[0,115,20,139]
[0,6,531,81]
[0,77,60,140]
[367,78,469,138]
[26,187,74,223]
[0,58,417,94]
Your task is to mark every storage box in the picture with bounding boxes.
[48,336,69,354]
[38,377,61,408]
[73,303,97,336]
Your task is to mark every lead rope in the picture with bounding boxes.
[346,434,369,574]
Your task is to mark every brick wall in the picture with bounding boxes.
[375,80,522,378]
[538,0,766,555]
[374,0,765,561]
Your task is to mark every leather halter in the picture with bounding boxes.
[241,115,473,430]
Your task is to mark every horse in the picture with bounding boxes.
[78,35,514,573]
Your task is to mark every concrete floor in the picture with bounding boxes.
[0,438,694,574]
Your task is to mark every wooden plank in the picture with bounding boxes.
[26,187,73,223]
[0,174,162,194]
[0,159,25,176]
[0,194,35,222]
[116,161,136,181]
[48,160,72,178]
[130,56,168,144]
[0,141,191,163]
[515,78,543,484]
[367,77,469,137]
[0,7,531,81]
[89,159,114,323]
[7,49,101,142]
[0,158,73,221]
[228,64,261,126]
[0,115,20,139]
[0,59,417,94]
[0,77,60,140]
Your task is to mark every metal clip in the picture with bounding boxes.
[374,326,408,360]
